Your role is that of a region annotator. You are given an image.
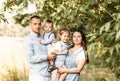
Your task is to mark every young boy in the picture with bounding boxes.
[39,20,56,72]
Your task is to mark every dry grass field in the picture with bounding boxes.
[0,37,118,81]
[0,37,26,67]
[0,37,28,81]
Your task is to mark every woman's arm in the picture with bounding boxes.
[58,59,86,74]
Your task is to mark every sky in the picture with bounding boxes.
[0,0,36,13]
[0,0,5,10]
[0,0,36,23]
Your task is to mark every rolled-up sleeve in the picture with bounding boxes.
[24,37,47,64]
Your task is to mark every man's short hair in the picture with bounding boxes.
[30,15,41,20]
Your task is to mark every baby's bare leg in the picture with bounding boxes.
[55,72,60,81]
[50,60,54,65]
[58,73,67,81]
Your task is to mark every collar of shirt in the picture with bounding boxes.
[30,31,41,37]
[60,41,68,47]
[45,31,52,33]
[44,32,52,35]
[60,41,67,45]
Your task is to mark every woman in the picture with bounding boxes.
[58,29,87,81]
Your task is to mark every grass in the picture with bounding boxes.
[0,37,29,81]
[0,62,28,81]
[0,37,119,81]
[80,65,118,81]
[0,62,118,81]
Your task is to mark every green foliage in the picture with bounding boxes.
[13,13,32,27]
[2,0,120,79]
[0,13,7,23]
[3,0,33,14]
[40,0,89,28]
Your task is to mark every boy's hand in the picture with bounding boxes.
[39,39,42,43]
[62,50,68,54]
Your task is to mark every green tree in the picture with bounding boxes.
[2,0,120,79]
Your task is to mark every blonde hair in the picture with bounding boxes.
[57,27,70,41]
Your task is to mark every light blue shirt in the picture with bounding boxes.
[54,41,69,67]
[41,32,56,45]
[64,47,85,81]
[23,31,51,77]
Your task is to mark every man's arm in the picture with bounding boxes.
[24,38,48,64]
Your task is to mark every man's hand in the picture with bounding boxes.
[47,53,56,61]
[52,50,60,54]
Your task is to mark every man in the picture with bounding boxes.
[24,15,55,81]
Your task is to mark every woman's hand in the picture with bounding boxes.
[58,66,67,74]
[62,50,68,54]
[58,68,65,74]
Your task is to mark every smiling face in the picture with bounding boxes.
[72,31,82,45]
[60,31,70,43]
[30,18,41,34]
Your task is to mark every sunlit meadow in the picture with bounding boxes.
[0,37,118,81]
[0,37,29,81]
[0,20,118,81]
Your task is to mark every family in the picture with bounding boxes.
[24,15,88,81]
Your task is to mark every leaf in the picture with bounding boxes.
[115,44,120,53]
[106,57,111,63]
[105,32,115,41]
[109,47,114,55]
[80,7,87,13]
[114,21,120,31]
[113,13,120,20]
[105,22,110,32]
[100,25,105,34]
[100,21,111,34]
[116,30,120,40]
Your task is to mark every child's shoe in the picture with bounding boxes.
[48,65,56,72]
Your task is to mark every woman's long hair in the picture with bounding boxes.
[70,29,89,63]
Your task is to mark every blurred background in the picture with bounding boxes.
[0,0,120,81]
